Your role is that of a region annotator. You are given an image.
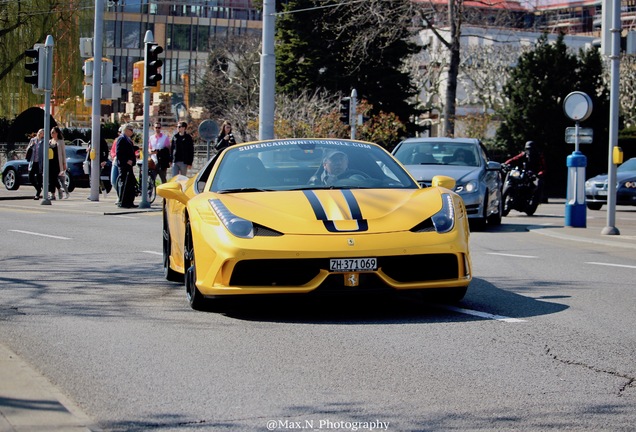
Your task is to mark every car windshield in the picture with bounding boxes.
[209,139,418,193]
[394,141,480,167]
[617,158,636,173]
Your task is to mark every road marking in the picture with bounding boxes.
[586,262,636,270]
[142,251,162,256]
[486,252,538,259]
[437,304,526,322]
[8,230,71,240]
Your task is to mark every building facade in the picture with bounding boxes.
[102,0,262,111]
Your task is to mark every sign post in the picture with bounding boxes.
[198,120,219,160]
[563,91,592,228]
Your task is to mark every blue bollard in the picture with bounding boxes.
[565,151,587,228]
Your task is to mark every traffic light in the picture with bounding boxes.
[83,59,93,106]
[24,46,44,92]
[144,43,163,87]
[339,97,350,125]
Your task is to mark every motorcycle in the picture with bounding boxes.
[501,164,540,216]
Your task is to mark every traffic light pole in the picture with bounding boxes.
[88,0,104,202]
[139,30,154,209]
[602,0,621,236]
[41,36,54,205]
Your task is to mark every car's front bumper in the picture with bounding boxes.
[192,227,472,297]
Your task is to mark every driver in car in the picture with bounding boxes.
[309,151,365,185]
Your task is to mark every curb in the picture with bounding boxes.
[0,344,98,432]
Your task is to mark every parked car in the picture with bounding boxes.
[2,145,89,192]
[158,138,472,310]
[392,137,503,227]
[585,157,636,210]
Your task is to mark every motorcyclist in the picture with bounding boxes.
[504,140,546,205]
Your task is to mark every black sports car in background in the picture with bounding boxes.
[2,145,89,192]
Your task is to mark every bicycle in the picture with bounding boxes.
[116,169,156,204]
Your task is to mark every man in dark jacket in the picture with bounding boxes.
[116,124,138,208]
[171,121,195,177]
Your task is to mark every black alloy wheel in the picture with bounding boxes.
[163,209,183,283]
[184,219,206,310]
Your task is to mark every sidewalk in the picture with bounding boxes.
[502,199,636,251]
[0,186,161,215]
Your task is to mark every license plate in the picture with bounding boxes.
[330,258,377,272]
[597,191,607,196]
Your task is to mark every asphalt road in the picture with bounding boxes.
[0,191,635,431]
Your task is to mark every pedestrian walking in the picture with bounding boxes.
[149,122,171,183]
[50,126,69,199]
[116,124,138,208]
[171,121,194,177]
[215,121,236,152]
[26,129,45,200]
[110,126,124,202]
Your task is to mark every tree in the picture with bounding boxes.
[275,0,420,134]
[496,34,609,196]
[0,0,89,118]
[195,33,262,141]
[616,55,636,129]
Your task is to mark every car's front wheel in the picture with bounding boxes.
[184,219,207,310]
[501,190,511,216]
[587,202,603,211]
[3,168,20,190]
[488,195,503,226]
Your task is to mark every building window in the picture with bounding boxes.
[169,24,192,51]
[196,26,211,52]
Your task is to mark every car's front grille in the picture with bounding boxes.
[230,254,460,287]
[380,254,459,282]
[231,259,323,286]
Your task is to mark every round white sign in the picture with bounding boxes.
[563,91,593,122]
[198,119,219,141]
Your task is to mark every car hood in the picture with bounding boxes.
[403,164,480,183]
[587,171,636,183]
[196,188,448,235]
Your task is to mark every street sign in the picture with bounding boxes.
[198,119,219,141]
[565,127,593,144]
[199,119,220,160]
[563,91,593,122]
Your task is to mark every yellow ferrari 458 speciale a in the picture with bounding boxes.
[157,138,472,310]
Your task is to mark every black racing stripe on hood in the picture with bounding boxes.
[302,190,368,233]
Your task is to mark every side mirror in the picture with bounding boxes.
[432,175,456,190]
[157,182,188,205]
[487,161,502,171]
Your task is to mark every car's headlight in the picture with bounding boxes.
[209,199,254,239]
[456,180,478,194]
[431,193,455,233]
[585,180,592,188]
[622,180,636,189]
